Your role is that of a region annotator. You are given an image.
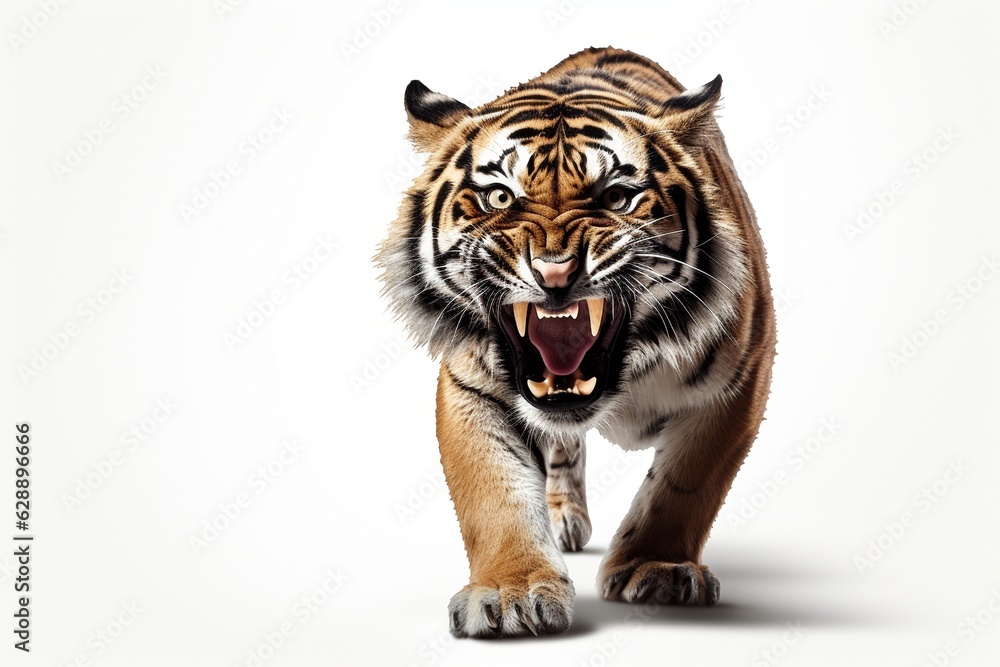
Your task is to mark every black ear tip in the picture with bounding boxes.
[406,79,428,94]
[403,80,470,127]
[404,80,429,108]
[687,74,723,104]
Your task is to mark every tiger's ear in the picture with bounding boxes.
[404,80,471,152]
[658,75,723,142]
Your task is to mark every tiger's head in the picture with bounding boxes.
[378,49,747,431]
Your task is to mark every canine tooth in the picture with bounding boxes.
[576,376,597,396]
[527,378,548,398]
[513,302,529,337]
[587,298,604,337]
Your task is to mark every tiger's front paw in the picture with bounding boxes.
[448,571,574,638]
[549,500,592,552]
[598,558,720,605]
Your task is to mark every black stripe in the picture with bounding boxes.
[454,144,473,173]
[428,162,446,182]
[514,422,547,479]
[409,182,486,342]
[580,105,629,130]
[448,370,511,413]
[451,368,539,475]
[476,147,516,177]
[683,337,721,386]
[629,303,689,343]
[590,245,628,277]
[595,52,655,69]
[430,181,456,289]
[639,414,672,440]
[663,185,688,279]
[726,356,750,393]
[674,167,717,303]
[508,126,550,140]
[646,142,671,173]
[579,124,611,139]
[661,471,699,495]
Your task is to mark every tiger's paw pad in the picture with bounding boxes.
[549,502,592,552]
[599,560,720,605]
[448,576,574,638]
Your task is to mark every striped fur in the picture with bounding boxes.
[377,47,776,637]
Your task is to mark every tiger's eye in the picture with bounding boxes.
[486,186,514,210]
[600,186,630,211]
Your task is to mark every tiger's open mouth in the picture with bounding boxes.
[496,297,629,411]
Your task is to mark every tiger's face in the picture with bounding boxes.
[381,72,744,429]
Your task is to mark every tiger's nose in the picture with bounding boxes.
[530,256,579,289]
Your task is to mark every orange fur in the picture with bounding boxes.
[378,47,776,636]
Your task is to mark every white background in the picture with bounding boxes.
[2,1,998,665]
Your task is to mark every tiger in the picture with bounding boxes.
[376,47,776,638]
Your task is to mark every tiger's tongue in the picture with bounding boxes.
[526,308,597,376]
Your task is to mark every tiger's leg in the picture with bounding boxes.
[437,367,574,637]
[543,436,592,553]
[598,364,769,605]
